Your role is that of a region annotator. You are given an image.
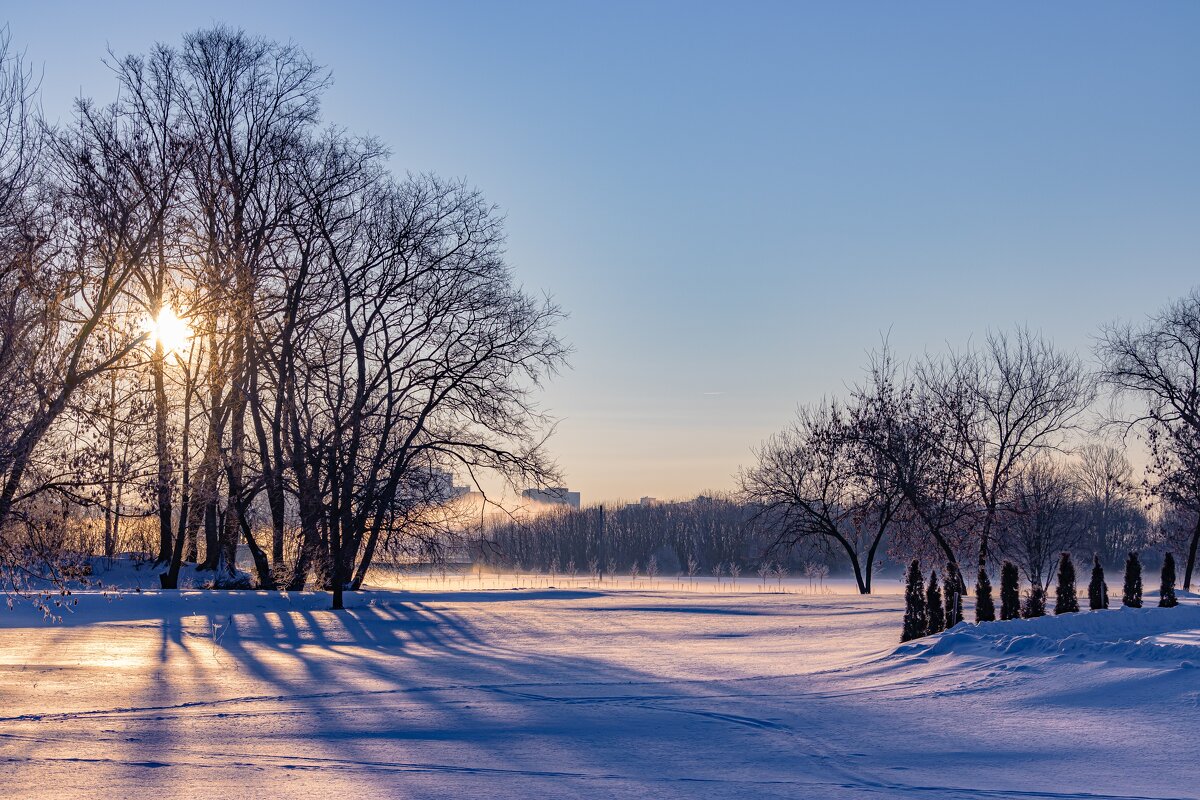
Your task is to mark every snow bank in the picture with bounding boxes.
[896,603,1200,666]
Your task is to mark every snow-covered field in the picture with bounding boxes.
[0,573,1197,799]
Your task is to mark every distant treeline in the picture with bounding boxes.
[480,485,1166,586]
[481,496,831,578]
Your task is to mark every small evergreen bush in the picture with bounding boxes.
[1123,552,1143,608]
[1088,555,1108,610]
[1023,584,1046,618]
[1054,552,1079,614]
[1159,553,1178,608]
[1000,561,1020,621]
[926,569,945,635]
[901,560,928,642]
[975,566,995,622]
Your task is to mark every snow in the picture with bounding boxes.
[0,568,1197,799]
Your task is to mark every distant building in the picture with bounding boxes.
[624,496,661,511]
[522,487,581,509]
[430,469,470,502]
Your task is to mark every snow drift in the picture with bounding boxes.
[895,601,1200,666]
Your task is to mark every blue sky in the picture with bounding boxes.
[8,2,1199,501]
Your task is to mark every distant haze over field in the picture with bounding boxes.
[7,1,1198,501]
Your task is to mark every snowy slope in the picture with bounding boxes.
[899,602,1200,664]
[0,581,1196,799]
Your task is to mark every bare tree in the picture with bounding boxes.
[280,174,567,606]
[0,27,571,605]
[0,50,166,541]
[176,26,329,586]
[924,328,1093,575]
[1073,443,1148,564]
[99,44,193,566]
[848,347,974,590]
[995,458,1086,591]
[1098,289,1200,589]
[740,401,901,593]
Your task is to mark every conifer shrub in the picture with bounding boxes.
[926,570,945,635]
[1159,553,1178,608]
[1023,584,1046,618]
[1054,552,1079,614]
[1000,561,1020,621]
[901,560,928,642]
[975,566,995,622]
[1088,555,1108,610]
[1123,552,1143,608]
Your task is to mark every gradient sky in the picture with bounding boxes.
[7,2,1199,502]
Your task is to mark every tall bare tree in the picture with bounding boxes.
[923,328,1093,576]
[172,26,328,585]
[848,347,974,592]
[282,174,567,605]
[1098,289,1200,589]
[0,52,166,540]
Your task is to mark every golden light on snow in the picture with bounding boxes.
[143,306,192,356]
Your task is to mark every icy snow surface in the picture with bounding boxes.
[0,572,1197,799]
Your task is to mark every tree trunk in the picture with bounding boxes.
[237,510,276,589]
[331,488,344,610]
[350,523,380,590]
[977,504,997,574]
[152,343,173,563]
[1185,514,1200,592]
[177,381,194,564]
[103,371,117,559]
[215,396,247,586]
[160,498,190,589]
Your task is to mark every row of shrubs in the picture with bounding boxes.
[901,552,1181,642]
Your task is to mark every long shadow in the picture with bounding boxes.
[4,588,1179,799]
[0,588,855,797]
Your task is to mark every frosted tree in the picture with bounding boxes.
[772,562,789,590]
[1074,444,1147,565]
[995,458,1086,598]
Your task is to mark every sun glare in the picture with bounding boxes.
[144,306,192,355]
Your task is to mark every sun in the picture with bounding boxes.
[143,306,192,356]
